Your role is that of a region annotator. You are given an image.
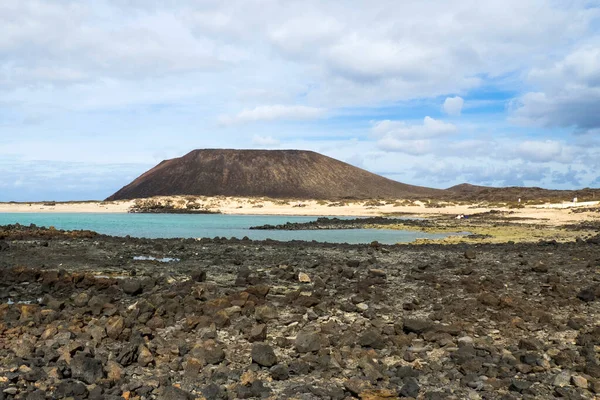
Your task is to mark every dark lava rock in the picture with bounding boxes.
[0,240,9,252]
[509,379,532,393]
[191,270,207,282]
[403,318,432,334]
[289,359,312,375]
[568,318,586,330]
[519,337,543,351]
[88,294,109,315]
[88,386,104,400]
[251,343,278,367]
[578,287,596,302]
[358,328,386,349]
[201,383,226,400]
[200,340,226,365]
[531,261,548,273]
[344,378,370,397]
[236,380,272,399]
[478,293,500,307]
[248,324,268,342]
[55,380,88,398]
[295,330,321,353]
[117,343,139,366]
[120,279,142,295]
[270,364,289,380]
[25,390,46,400]
[160,386,193,400]
[70,353,104,384]
[399,377,421,398]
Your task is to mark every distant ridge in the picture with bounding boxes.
[446,183,600,202]
[106,149,444,200]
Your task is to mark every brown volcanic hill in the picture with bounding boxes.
[446,183,600,202]
[107,149,444,201]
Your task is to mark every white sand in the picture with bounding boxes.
[0,201,133,213]
[1,197,598,226]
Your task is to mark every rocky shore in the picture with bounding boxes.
[250,217,435,231]
[249,217,433,231]
[1,224,600,399]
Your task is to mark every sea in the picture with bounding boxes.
[0,213,458,245]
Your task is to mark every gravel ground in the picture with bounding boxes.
[0,224,599,399]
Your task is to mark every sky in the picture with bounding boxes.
[1,0,600,201]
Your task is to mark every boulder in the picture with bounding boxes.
[251,343,278,367]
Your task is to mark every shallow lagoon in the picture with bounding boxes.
[0,213,458,244]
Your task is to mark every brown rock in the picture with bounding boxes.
[184,357,203,377]
[344,378,371,396]
[255,305,277,322]
[251,342,278,367]
[40,326,58,341]
[368,269,387,279]
[105,360,123,382]
[138,345,154,367]
[106,316,124,339]
[146,315,166,330]
[19,304,39,321]
[246,284,270,298]
[248,324,267,342]
[295,330,321,353]
[590,379,600,394]
[478,293,500,307]
[571,375,588,389]
[88,324,108,342]
[296,294,320,307]
[211,310,229,328]
[359,389,399,400]
[240,370,257,386]
[199,340,226,365]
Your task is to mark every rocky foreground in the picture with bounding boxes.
[1,224,600,399]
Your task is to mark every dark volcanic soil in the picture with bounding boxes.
[1,225,600,399]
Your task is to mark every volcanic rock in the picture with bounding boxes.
[70,353,104,384]
[251,343,278,367]
[295,330,321,353]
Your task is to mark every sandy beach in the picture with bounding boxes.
[1,197,599,227]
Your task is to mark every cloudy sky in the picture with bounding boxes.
[1,0,600,201]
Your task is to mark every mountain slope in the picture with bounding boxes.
[107,149,444,200]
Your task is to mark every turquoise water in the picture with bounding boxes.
[0,213,455,244]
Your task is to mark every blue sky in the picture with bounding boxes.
[1,0,600,201]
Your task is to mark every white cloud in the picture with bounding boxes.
[511,46,600,133]
[443,96,464,116]
[412,161,553,187]
[373,116,457,155]
[218,105,327,125]
[514,140,574,163]
[376,138,433,155]
[252,135,280,147]
[1,1,597,108]
[373,117,457,140]
[0,158,151,201]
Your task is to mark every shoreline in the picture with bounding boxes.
[1,197,599,226]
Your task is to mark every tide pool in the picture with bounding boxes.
[0,213,456,244]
